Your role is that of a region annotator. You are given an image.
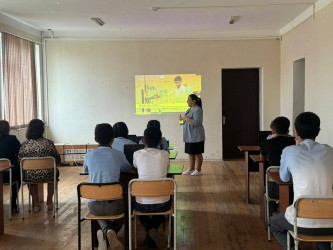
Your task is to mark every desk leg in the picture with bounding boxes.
[38,183,44,203]
[245,152,250,203]
[0,172,4,236]
[259,162,265,220]
[279,186,291,212]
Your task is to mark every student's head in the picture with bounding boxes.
[95,123,114,146]
[0,120,10,138]
[174,76,182,88]
[294,112,320,139]
[26,119,44,140]
[147,120,161,130]
[143,126,162,148]
[113,122,129,138]
[270,117,290,135]
[188,94,202,109]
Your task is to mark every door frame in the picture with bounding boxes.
[221,67,264,158]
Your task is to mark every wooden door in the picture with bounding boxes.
[222,68,259,159]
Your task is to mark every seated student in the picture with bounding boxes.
[83,123,132,250]
[0,120,21,211]
[18,119,61,212]
[139,120,169,152]
[270,112,333,250]
[112,122,136,152]
[261,116,295,214]
[133,126,171,248]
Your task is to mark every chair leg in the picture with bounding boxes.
[173,214,176,250]
[21,184,24,219]
[134,215,137,250]
[9,169,12,220]
[28,184,31,211]
[16,182,20,211]
[91,220,95,250]
[168,214,171,248]
[287,231,290,250]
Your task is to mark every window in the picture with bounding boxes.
[0,32,39,128]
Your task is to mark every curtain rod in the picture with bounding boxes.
[0,28,42,44]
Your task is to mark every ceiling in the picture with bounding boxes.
[0,0,319,39]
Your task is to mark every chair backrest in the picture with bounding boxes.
[78,182,124,200]
[295,197,333,219]
[124,144,145,165]
[130,179,175,197]
[21,157,55,170]
[0,158,11,166]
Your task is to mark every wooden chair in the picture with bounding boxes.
[0,158,19,220]
[20,157,58,218]
[287,197,333,250]
[77,182,125,250]
[265,166,280,240]
[128,178,177,250]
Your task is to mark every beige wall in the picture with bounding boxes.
[280,2,333,145]
[46,39,280,160]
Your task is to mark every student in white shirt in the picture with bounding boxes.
[112,122,136,152]
[270,112,333,250]
[133,126,171,248]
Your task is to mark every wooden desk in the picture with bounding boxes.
[0,165,14,236]
[250,155,268,220]
[267,171,293,211]
[238,146,261,203]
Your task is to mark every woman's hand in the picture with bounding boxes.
[178,114,183,121]
[182,115,191,124]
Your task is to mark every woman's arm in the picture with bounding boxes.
[188,108,203,126]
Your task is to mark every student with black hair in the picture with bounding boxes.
[83,123,132,250]
[112,122,136,152]
[179,94,205,176]
[261,116,295,214]
[261,116,295,166]
[270,112,333,250]
[139,120,169,152]
[133,126,171,248]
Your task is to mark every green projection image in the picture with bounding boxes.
[135,74,201,115]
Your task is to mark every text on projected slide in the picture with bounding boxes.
[135,74,201,115]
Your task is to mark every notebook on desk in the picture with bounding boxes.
[169,151,178,159]
[167,164,184,175]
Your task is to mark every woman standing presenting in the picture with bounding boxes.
[179,94,205,176]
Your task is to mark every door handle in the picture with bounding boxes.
[223,115,226,125]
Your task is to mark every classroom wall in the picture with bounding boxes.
[280,2,333,146]
[46,39,280,160]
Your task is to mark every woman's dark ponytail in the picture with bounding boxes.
[189,94,202,109]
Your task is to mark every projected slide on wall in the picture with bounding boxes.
[135,74,201,115]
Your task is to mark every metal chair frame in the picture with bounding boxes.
[265,165,280,240]
[128,178,177,250]
[287,196,333,250]
[77,182,125,250]
[0,158,20,220]
[20,157,58,218]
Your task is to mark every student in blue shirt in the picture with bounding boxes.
[83,123,132,250]
[112,122,136,152]
[139,120,169,152]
